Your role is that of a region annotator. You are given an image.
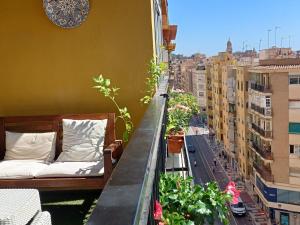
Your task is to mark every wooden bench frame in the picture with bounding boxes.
[0,113,123,190]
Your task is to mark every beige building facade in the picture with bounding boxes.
[192,66,206,111]
[235,66,250,179]
[206,45,300,223]
[206,63,213,128]
[222,65,237,169]
[248,59,300,224]
[206,52,235,142]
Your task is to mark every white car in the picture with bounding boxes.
[230,197,246,216]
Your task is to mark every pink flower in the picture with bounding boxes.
[225,181,240,204]
[154,200,163,221]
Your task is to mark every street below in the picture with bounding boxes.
[185,118,254,225]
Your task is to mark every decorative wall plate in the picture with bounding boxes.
[43,0,89,28]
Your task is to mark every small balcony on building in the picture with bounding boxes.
[253,161,274,182]
[250,83,272,93]
[249,140,273,160]
[250,103,272,117]
[251,123,272,139]
[228,103,236,114]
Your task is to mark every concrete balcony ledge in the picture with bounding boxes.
[251,123,273,139]
[250,103,272,117]
[250,141,273,161]
[250,83,272,94]
[253,162,274,182]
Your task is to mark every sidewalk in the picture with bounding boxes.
[202,133,271,225]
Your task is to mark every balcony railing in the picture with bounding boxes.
[250,141,273,160]
[250,83,272,93]
[253,162,274,182]
[251,123,272,139]
[87,77,192,225]
[250,103,272,117]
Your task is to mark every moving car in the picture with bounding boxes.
[187,145,195,153]
[230,197,246,216]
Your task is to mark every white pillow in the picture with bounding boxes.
[56,119,107,162]
[5,131,57,162]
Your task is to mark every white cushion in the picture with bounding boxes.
[0,160,48,179]
[35,161,104,177]
[5,132,57,162]
[56,119,107,162]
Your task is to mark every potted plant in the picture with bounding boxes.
[166,92,200,154]
[166,107,190,153]
[159,173,233,225]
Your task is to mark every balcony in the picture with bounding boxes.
[253,161,274,182]
[251,123,272,139]
[250,83,272,93]
[87,77,193,225]
[250,103,272,117]
[250,141,273,160]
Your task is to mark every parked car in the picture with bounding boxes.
[230,197,246,216]
[187,145,195,153]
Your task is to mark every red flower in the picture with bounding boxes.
[154,200,163,221]
[225,181,240,204]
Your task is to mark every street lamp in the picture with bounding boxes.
[267,29,272,49]
[274,26,280,47]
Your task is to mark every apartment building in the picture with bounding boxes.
[206,62,213,128]
[0,0,175,133]
[248,58,300,224]
[207,52,235,141]
[236,66,250,179]
[222,65,237,169]
[192,65,206,111]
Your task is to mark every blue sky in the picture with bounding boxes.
[168,0,300,56]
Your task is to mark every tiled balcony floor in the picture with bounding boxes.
[40,191,100,225]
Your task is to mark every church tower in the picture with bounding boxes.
[226,38,232,54]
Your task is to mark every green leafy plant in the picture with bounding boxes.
[140,58,167,104]
[166,108,190,135]
[168,92,200,115]
[159,173,231,225]
[93,75,133,142]
[166,92,200,135]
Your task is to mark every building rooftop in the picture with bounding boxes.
[249,64,300,73]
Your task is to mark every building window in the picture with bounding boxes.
[245,81,248,91]
[278,189,300,206]
[237,81,240,90]
[289,75,300,84]
[289,101,300,109]
[290,145,294,154]
[266,96,271,108]
[289,123,300,134]
[290,145,300,155]
[280,212,289,225]
[241,82,244,91]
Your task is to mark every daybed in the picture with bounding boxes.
[0,113,123,190]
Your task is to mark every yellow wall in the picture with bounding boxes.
[0,1,155,138]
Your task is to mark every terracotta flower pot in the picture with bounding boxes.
[167,134,184,154]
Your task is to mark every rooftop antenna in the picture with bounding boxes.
[288,35,291,48]
[274,26,280,47]
[242,41,245,52]
[259,39,262,51]
[267,29,272,48]
[281,37,284,48]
